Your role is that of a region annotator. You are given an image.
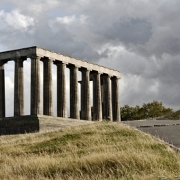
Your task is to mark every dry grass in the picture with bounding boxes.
[0,122,180,180]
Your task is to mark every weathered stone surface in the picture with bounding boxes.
[41,57,53,116]
[54,61,67,118]
[0,115,39,135]
[14,58,25,116]
[68,65,80,119]
[112,77,121,121]
[80,68,91,120]
[31,56,41,115]
[0,47,120,78]
[93,71,102,121]
[102,75,112,121]
[0,61,7,118]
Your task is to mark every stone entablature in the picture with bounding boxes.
[0,46,120,78]
[0,46,121,122]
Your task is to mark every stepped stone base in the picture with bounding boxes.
[0,115,93,135]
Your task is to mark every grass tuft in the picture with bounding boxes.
[0,122,180,179]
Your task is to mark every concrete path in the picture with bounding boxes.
[122,120,180,148]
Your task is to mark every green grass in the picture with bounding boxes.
[0,122,180,179]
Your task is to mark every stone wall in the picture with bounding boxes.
[0,115,39,135]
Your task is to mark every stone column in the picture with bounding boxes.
[14,58,25,116]
[0,61,7,118]
[80,68,91,120]
[68,65,79,119]
[54,61,67,117]
[101,77,104,118]
[112,76,121,121]
[93,71,102,121]
[102,74,112,121]
[31,56,41,115]
[42,58,53,116]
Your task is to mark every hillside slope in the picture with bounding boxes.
[0,122,180,180]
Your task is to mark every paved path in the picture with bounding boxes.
[122,120,180,148]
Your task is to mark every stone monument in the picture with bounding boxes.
[0,46,121,135]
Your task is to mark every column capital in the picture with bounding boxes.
[79,67,91,72]
[111,76,120,80]
[91,70,102,75]
[53,60,67,65]
[14,57,27,62]
[41,57,54,62]
[30,55,42,60]
[0,60,8,66]
[67,63,80,69]
[101,73,112,78]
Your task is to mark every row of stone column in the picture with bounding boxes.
[0,56,120,121]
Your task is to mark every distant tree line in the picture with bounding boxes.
[121,101,173,121]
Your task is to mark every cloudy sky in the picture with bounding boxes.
[0,0,180,116]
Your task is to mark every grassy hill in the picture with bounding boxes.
[0,122,180,180]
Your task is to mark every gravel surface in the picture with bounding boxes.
[122,120,180,148]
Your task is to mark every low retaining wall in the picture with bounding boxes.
[0,115,93,135]
[0,115,39,135]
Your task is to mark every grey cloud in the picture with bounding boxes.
[105,18,153,45]
[0,13,101,62]
[148,37,180,58]
[99,45,180,110]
